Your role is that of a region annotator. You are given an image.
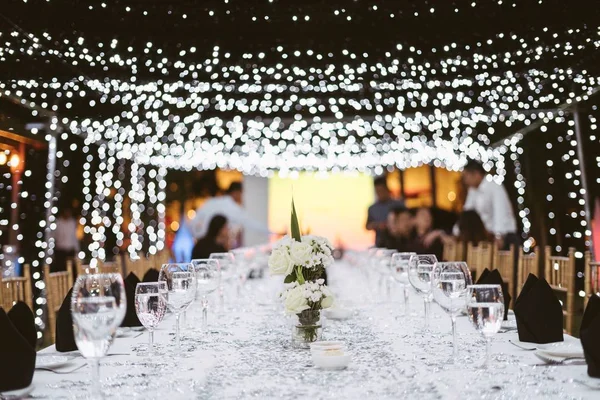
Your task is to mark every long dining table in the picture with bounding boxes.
[31,261,599,399]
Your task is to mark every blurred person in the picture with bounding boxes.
[461,160,519,250]
[384,206,415,252]
[410,207,444,260]
[192,215,230,259]
[456,210,493,246]
[191,182,272,243]
[366,177,405,247]
[52,207,79,272]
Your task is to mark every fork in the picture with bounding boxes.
[35,363,86,374]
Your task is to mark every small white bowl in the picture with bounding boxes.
[312,353,351,370]
[310,341,346,352]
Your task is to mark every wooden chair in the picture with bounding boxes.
[584,251,600,308]
[466,241,494,281]
[544,246,576,335]
[44,262,74,342]
[494,244,515,307]
[0,264,33,311]
[124,254,148,278]
[517,246,539,293]
[442,239,464,262]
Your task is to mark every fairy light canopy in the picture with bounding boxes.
[0,0,599,176]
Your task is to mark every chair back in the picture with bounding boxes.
[544,246,576,334]
[43,262,74,342]
[494,244,515,307]
[442,239,463,262]
[0,264,33,310]
[517,246,539,292]
[585,251,600,308]
[466,241,494,281]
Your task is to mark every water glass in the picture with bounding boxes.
[432,262,472,359]
[135,282,168,354]
[72,296,120,399]
[466,284,505,368]
[408,254,438,329]
[191,258,221,329]
[159,263,195,351]
[390,252,416,315]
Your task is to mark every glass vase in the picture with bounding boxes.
[291,310,323,349]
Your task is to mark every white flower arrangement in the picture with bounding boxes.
[280,279,334,315]
[268,235,334,279]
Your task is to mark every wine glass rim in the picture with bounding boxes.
[77,272,122,278]
[161,263,192,267]
[74,296,117,304]
[136,282,162,288]
[466,284,502,289]
[191,258,219,263]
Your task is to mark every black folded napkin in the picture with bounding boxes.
[7,302,37,349]
[479,269,512,320]
[476,268,491,284]
[514,273,563,344]
[580,295,600,378]
[55,287,77,352]
[142,268,159,282]
[0,308,36,392]
[121,272,142,327]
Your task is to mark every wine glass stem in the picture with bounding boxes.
[90,358,101,397]
[202,295,208,330]
[403,285,409,316]
[175,313,181,350]
[424,298,431,329]
[219,285,224,310]
[451,316,458,359]
[148,330,154,355]
[484,337,491,368]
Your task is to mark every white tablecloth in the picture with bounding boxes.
[30,262,599,399]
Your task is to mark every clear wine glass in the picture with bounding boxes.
[71,296,119,399]
[191,259,221,329]
[158,263,195,351]
[72,273,127,328]
[135,282,168,355]
[465,284,505,368]
[390,252,416,316]
[408,254,438,329]
[432,262,472,360]
[209,252,236,307]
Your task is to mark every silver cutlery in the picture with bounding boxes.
[534,352,586,365]
[508,340,536,351]
[35,364,86,374]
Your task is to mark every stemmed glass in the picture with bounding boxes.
[465,284,505,368]
[71,273,126,399]
[158,263,195,352]
[408,254,438,329]
[432,262,472,360]
[135,282,168,355]
[191,259,221,329]
[209,253,236,307]
[390,252,416,316]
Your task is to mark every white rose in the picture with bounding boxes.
[321,295,334,309]
[268,246,294,276]
[290,240,313,266]
[284,285,311,314]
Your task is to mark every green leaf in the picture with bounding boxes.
[284,272,296,284]
[291,198,302,242]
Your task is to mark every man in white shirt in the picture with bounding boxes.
[461,160,519,249]
[52,207,80,272]
[191,182,272,243]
